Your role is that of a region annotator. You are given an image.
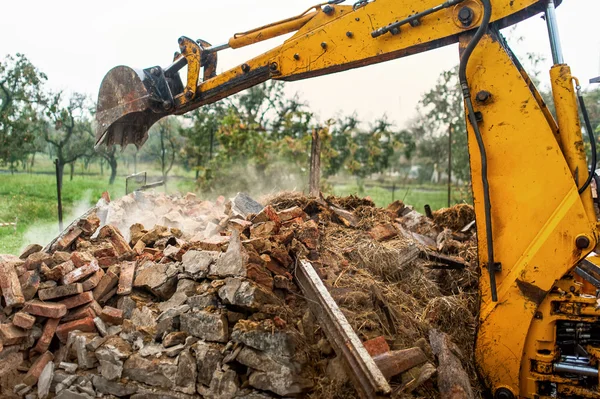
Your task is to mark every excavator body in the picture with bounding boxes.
[95,1,600,398]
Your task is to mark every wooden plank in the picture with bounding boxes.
[295,259,391,398]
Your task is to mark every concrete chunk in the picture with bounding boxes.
[181,311,228,343]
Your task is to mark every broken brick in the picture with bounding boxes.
[117,261,135,296]
[253,205,281,225]
[98,225,132,257]
[99,307,123,325]
[23,300,67,319]
[363,336,391,357]
[62,305,96,323]
[296,220,319,249]
[77,212,100,237]
[0,323,29,345]
[19,244,42,260]
[18,270,40,301]
[24,252,52,270]
[33,317,60,353]
[70,251,95,268]
[0,255,25,308]
[58,291,94,309]
[38,283,83,301]
[56,317,96,343]
[247,264,274,290]
[23,351,53,386]
[92,270,118,301]
[55,227,83,251]
[62,260,100,285]
[250,221,279,238]
[278,206,308,222]
[82,268,105,291]
[12,312,36,330]
[369,223,398,242]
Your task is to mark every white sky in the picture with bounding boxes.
[1,0,598,129]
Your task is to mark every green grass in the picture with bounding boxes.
[0,174,127,255]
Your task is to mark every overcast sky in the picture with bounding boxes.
[1,0,597,128]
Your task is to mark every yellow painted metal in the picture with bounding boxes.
[228,11,318,49]
[462,33,597,397]
[551,65,596,221]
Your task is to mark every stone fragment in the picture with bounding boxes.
[123,353,178,389]
[117,261,135,295]
[62,260,100,285]
[55,390,90,399]
[20,244,43,260]
[93,270,118,300]
[94,317,108,337]
[41,260,74,281]
[92,375,138,397]
[58,291,94,309]
[23,351,53,386]
[74,335,95,370]
[13,312,36,329]
[192,341,224,386]
[209,368,239,399]
[82,268,104,291]
[231,192,263,218]
[175,350,197,394]
[231,321,296,358]
[181,311,228,343]
[0,323,29,345]
[56,317,96,343]
[33,317,60,353]
[95,338,131,381]
[70,251,95,268]
[187,293,218,309]
[38,283,83,301]
[163,331,187,348]
[23,300,67,318]
[117,296,136,319]
[0,351,23,378]
[133,262,177,300]
[59,362,78,373]
[100,306,123,325]
[218,278,278,311]
[18,270,40,300]
[131,306,157,330]
[209,230,247,278]
[158,279,195,312]
[37,360,54,399]
[0,255,25,308]
[139,225,169,246]
[182,250,218,277]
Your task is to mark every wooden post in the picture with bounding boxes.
[448,125,453,208]
[310,128,322,197]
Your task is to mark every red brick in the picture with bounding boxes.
[55,227,83,251]
[253,205,281,225]
[0,255,25,308]
[23,351,53,386]
[99,306,123,325]
[82,268,105,291]
[38,283,83,301]
[56,317,96,343]
[18,270,40,301]
[23,300,67,319]
[58,291,94,309]
[247,264,274,290]
[93,270,118,301]
[117,261,135,296]
[24,252,52,270]
[98,286,118,305]
[93,244,117,259]
[296,220,319,249]
[363,336,391,357]
[12,312,36,329]
[98,225,132,257]
[33,317,60,353]
[77,212,100,237]
[277,206,308,222]
[41,260,74,281]
[98,257,118,268]
[0,323,29,345]
[62,260,100,285]
[62,306,96,323]
[70,251,95,268]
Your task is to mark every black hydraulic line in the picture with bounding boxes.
[458,0,496,301]
[577,93,597,194]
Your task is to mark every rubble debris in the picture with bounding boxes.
[0,191,480,399]
[430,329,474,399]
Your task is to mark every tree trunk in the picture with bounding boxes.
[133,151,137,174]
[30,152,36,169]
[70,162,75,181]
[109,158,118,185]
[100,159,104,176]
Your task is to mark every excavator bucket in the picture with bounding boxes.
[95,66,171,149]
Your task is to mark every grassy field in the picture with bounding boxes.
[0,168,463,255]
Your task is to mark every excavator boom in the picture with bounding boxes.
[96,1,600,398]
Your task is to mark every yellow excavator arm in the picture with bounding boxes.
[95,1,600,398]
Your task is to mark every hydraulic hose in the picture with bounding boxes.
[577,89,597,194]
[458,0,496,301]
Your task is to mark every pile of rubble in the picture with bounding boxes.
[0,190,480,399]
